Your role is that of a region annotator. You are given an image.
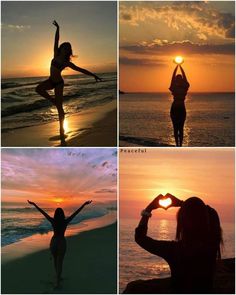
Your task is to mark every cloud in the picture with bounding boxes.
[2,23,31,32]
[121,40,235,56]
[120,2,235,40]
[1,148,117,202]
[120,56,165,67]
[95,188,116,194]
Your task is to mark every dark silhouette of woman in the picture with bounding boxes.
[169,65,190,147]
[134,194,223,294]
[27,199,92,288]
[35,20,101,144]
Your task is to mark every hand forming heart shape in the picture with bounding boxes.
[158,197,172,208]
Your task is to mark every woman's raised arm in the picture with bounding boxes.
[170,65,179,89]
[66,200,92,224]
[179,65,188,83]
[27,200,53,223]
[53,20,60,57]
[135,194,182,260]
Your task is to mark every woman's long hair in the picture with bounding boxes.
[176,197,223,259]
[54,207,65,223]
[57,42,73,62]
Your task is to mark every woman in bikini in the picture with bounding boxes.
[27,199,92,288]
[169,65,190,147]
[35,20,101,142]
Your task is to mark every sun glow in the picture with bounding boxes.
[53,198,64,206]
[174,56,184,64]
[159,198,172,208]
[63,118,69,134]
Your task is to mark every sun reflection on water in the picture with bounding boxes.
[63,118,69,134]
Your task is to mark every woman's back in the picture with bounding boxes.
[135,224,217,293]
[169,241,217,293]
[170,82,189,103]
[51,219,68,237]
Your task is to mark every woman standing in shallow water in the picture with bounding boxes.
[27,200,92,288]
[35,20,101,142]
[169,65,190,147]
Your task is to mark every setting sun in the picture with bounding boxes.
[159,198,172,208]
[174,56,184,65]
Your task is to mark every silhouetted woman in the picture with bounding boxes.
[169,65,190,146]
[27,200,92,288]
[134,194,222,294]
[35,20,101,142]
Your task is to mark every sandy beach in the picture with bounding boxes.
[2,222,117,294]
[2,100,117,147]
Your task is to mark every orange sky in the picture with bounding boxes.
[2,2,117,78]
[120,1,235,92]
[120,148,235,223]
[2,149,117,208]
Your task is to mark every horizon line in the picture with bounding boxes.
[2,71,117,80]
[120,91,235,94]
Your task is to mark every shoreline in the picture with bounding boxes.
[2,211,117,264]
[2,222,117,294]
[2,100,117,147]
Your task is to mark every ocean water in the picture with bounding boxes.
[1,72,116,133]
[119,93,235,147]
[1,202,116,247]
[119,219,235,293]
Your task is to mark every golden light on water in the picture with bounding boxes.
[174,56,184,64]
[159,198,172,208]
[63,118,69,134]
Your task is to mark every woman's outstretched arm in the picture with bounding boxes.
[67,62,102,82]
[170,65,178,88]
[53,20,60,57]
[66,200,92,224]
[135,194,183,260]
[27,200,52,222]
[179,65,188,83]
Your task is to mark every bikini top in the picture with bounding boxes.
[51,58,66,71]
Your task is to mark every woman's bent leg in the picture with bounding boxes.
[35,79,55,105]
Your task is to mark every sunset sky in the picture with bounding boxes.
[120,148,234,223]
[2,148,117,207]
[2,1,117,78]
[120,1,235,92]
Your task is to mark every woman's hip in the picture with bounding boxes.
[50,236,66,255]
[170,104,186,121]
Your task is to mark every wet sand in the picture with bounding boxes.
[2,100,117,147]
[1,222,117,294]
